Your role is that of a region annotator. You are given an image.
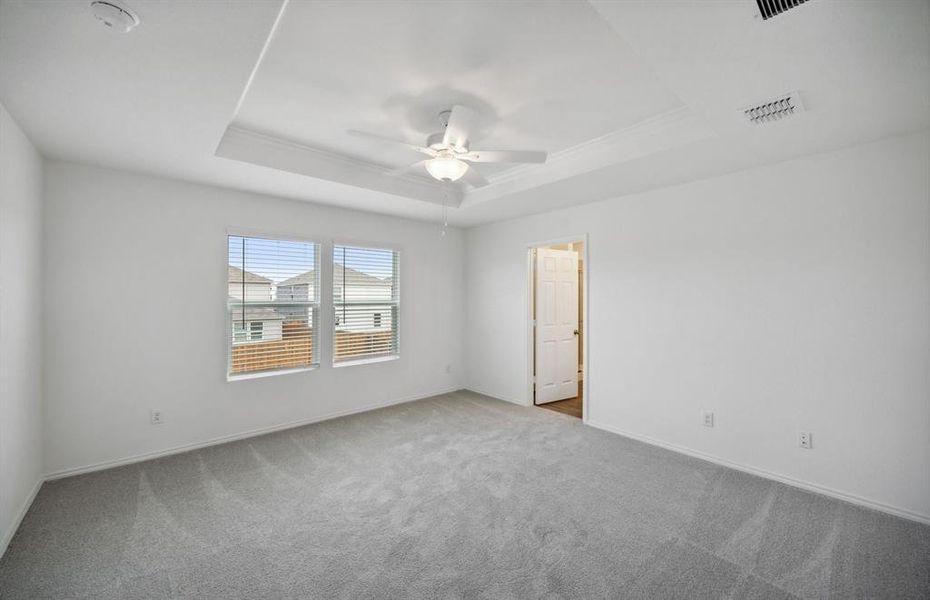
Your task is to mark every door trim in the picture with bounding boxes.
[526,234,589,422]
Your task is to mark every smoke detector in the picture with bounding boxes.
[90,1,140,32]
[743,92,805,125]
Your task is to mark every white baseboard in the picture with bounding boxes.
[0,477,43,559]
[462,386,529,407]
[45,386,462,481]
[29,391,927,553]
[586,419,930,526]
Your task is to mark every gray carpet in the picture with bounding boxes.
[1,391,927,599]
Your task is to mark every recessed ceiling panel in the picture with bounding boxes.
[230,0,685,177]
[6,0,924,225]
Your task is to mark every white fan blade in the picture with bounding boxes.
[442,105,479,150]
[347,130,436,157]
[461,164,490,189]
[385,160,428,178]
[459,149,547,164]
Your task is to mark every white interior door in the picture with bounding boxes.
[535,248,579,404]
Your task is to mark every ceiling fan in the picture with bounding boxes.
[349,105,548,188]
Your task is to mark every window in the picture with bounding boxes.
[333,244,399,363]
[233,321,265,343]
[228,234,319,377]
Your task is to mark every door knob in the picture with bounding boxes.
[573,329,579,336]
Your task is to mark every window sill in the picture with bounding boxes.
[333,355,400,368]
[227,365,318,382]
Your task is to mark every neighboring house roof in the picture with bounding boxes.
[228,297,284,322]
[277,272,313,286]
[228,265,272,285]
[279,263,390,287]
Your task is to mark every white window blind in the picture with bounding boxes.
[333,244,399,363]
[227,235,319,377]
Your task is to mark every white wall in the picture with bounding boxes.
[465,130,930,521]
[0,104,44,554]
[42,161,465,476]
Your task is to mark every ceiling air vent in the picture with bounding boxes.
[755,0,809,20]
[743,92,804,124]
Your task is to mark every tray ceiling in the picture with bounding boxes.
[218,0,701,207]
[1,0,927,225]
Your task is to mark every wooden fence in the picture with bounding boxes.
[334,329,394,361]
[230,335,313,374]
[230,325,394,374]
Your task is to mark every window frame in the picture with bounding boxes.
[331,241,401,367]
[225,231,403,380]
[226,229,322,381]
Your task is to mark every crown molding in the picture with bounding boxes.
[215,107,713,211]
[461,106,716,207]
[215,125,464,207]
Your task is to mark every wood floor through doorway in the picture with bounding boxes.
[537,382,583,419]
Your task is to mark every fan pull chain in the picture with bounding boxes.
[441,185,449,237]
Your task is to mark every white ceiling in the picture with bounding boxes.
[233,0,682,172]
[1,0,928,227]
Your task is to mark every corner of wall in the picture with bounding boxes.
[0,101,47,558]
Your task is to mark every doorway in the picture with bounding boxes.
[529,239,586,420]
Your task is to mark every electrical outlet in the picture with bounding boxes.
[799,431,812,449]
[702,411,714,428]
[150,410,164,425]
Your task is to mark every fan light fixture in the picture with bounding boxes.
[348,105,548,188]
[425,154,469,182]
